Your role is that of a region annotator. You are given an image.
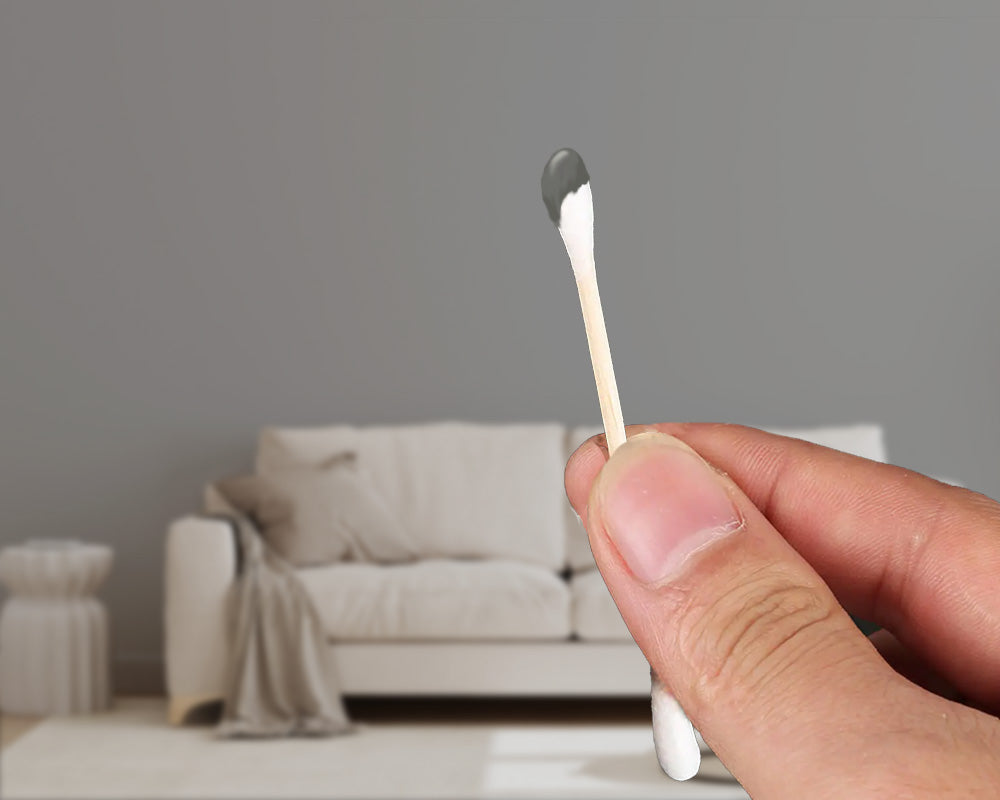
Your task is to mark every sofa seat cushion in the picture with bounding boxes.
[571,568,632,641]
[297,559,571,641]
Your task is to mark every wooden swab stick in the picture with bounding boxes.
[574,272,626,454]
[541,148,701,782]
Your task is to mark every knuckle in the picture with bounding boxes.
[676,568,837,711]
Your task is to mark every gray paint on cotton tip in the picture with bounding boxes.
[541,148,590,226]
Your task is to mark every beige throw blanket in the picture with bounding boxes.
[217,516,355,738]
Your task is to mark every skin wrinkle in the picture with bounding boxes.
[752,642,880,728]
[871,494,944,634]
[874,494,1000,708]
[881,682,999,773]
[676,562,786,681]
[706,644,890,800]
[737,645,885,789]
[678,571,840,712]
[732,591,841,699]
[969,704,1000,755]
[746,435,794,525]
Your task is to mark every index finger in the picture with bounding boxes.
[566,423,1000,710]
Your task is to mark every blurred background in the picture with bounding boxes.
[1,0,997,713]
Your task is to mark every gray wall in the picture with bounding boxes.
[2,1,998,691]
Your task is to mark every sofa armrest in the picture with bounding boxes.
[164,515,238,723]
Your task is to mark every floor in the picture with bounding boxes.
[2,695,654,748]
[1,697,744,799]
[0,712,41,750]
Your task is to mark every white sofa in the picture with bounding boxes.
[164,421,887,725]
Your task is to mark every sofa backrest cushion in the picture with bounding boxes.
[256,422,567,570]
[564,423,887,572]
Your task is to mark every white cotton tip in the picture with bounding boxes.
[651,679,701,781]
[557,182,595,280]
[540,147,595,279]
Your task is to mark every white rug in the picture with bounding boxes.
[1,699,747,799]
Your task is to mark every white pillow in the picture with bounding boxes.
[214,457,419,567]
[257,422,568,570]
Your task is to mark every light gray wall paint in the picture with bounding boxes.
[2,1,998,690]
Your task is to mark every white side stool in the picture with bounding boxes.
[0,540,113,714]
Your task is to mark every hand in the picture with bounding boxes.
[565,424,1000,798]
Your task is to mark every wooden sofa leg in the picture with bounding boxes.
[168,693,222,725]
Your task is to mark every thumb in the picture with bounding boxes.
[584,431,902,797]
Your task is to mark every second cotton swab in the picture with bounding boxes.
[540,147,701,782]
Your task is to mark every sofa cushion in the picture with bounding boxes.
[257,423,567,570]
[297,559,571,640]
[570,568,632,641]
[564,423,888,573]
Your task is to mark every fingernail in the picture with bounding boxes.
[595,432,742,584]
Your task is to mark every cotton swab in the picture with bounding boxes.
[651,670,701,781]
[540,147,701,782]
